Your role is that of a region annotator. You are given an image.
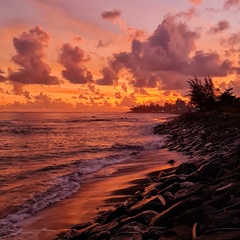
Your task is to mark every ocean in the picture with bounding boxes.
[0,112,177,239]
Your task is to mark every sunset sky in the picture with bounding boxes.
[1,0,240,111]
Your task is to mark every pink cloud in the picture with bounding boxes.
[101,9,121,21]
[59,43,93,84]
[221,32,240,46]
[9,26,60,85]
[208,20,230,34]
[176,8,198,20]
[224,0,240,10]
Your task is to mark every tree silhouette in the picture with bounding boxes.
[188,75,217,111]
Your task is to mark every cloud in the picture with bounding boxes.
[115,92,121,99]
[189,0,202,5]
[189,50,233,76]
[101,9,121,21]
[78,94,88,100]
[9,26,60,85]
[96,39,111,48]
[0,69,6,82]
[97,15,199,88]
[220,32,240,46]
[59,43,93,84]
[176,8,198,20]
[208,20,230,34]
[224,0,240,10]
[97,14,234,90]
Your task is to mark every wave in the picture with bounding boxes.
[0,153,133,238]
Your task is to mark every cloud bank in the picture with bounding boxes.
[97,14,233,90]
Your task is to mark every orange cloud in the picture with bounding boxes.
[189,0,202,5]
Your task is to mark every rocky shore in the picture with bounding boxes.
[57,112,240,240]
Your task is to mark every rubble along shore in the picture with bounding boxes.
[57,112,240,240]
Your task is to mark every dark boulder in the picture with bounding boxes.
[129,195,166,214]
[150,196,203,228]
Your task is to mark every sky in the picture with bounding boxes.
[0,0,240,112]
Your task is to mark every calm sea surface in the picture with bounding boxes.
[0,112,173,237]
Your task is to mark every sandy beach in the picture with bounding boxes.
[9,149,189,240]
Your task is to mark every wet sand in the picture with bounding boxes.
[10,149,189,240]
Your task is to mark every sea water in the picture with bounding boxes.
[0,112,174,238]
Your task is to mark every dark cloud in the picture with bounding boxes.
[208,20,230,34]
[9,26,60,85]
[190,50,233,76]
[59,43,93,84]
[101,9,121,21]
[97,66,118,85]
[97,15,233,90]
[97,15,199,88]
[96,40,111,48]
[224,0,240,10]
[0,69,6,82]
[78,94,88,100]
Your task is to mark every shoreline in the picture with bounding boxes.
[10,149,188,240]
[58,112,240,240]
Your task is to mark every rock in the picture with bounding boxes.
[120,210,159,226]
[143,182,163,197]
[130,195,166,214]
[91,221,118,236]
[197,161,226,179]
[204,142,213,148]
[195,231,240,240]
[174,183,204,202]
[64,222,99,240]
[163,175,180,188]
[175,162,197,175]
[159,225,192,240]
[162,191,174,206]
[150,196,203,228]
[167,159,176,165]
[158,171,168,179]
[89,231,110,240]
[143,226,166,239]
[198,210,240,234]
[186,171,211,183]
[101,204,127,224]
[110,222,147,240]
[175,205,216,227]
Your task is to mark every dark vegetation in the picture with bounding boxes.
[188,75,240,113]
[129,99,188,114]
[130,75,240,114]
